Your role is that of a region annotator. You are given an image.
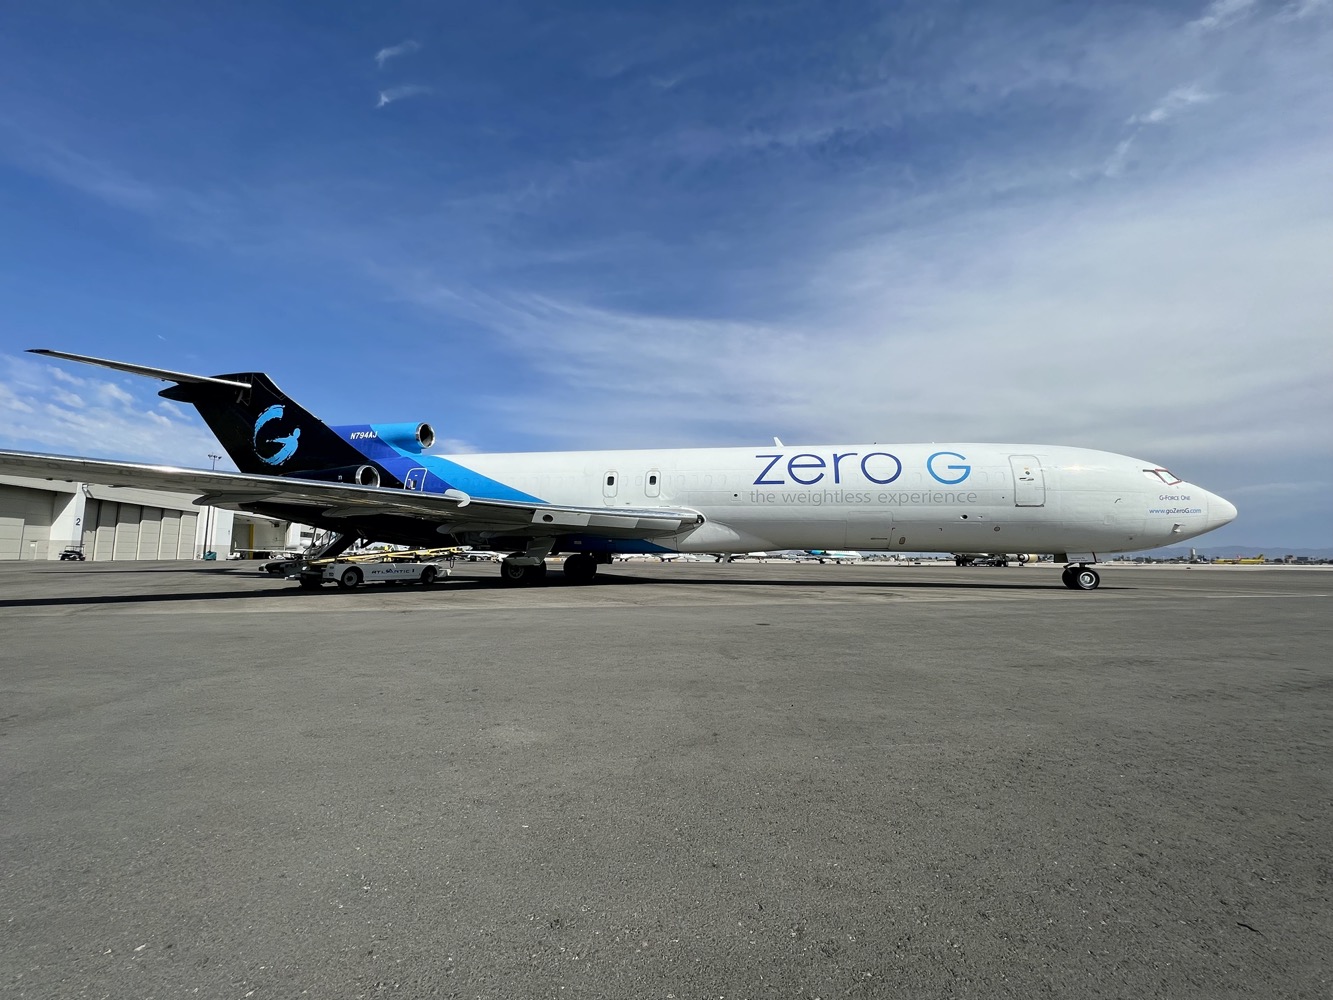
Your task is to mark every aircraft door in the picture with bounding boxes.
[1009,455,1045,507]
[645,469,661,498]
[603,471,618,501]
[404,467,428,491]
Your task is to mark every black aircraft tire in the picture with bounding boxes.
[501,562,534,586]
[563,553,598,585]
[1073,568,1101,591]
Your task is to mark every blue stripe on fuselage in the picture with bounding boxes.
[337,424,544,503]
[561,535,673,554]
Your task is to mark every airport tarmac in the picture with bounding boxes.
[2,560,1329,999]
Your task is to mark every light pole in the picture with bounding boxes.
[204,453,222,558]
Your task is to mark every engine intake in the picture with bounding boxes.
[288,464,382,487]
[331,422,435,454]
[375,422,435,452]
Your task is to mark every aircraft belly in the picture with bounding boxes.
[845,510,899,549]
[672,519,790,553]
[720,506,846,551]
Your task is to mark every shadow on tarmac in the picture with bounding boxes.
[560,573,1064,592]
[0,570,1083,609]
[0,587,307,609]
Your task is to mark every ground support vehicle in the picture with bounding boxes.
[271,546,459,590]
[302,558,449,590]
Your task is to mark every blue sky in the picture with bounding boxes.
[1,0,1329,548]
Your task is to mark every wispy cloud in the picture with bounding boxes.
[0,355,219,465]
[1282,0,1332,19]
[1102,137,1137,178]
[375,84,432,109]
[1129,84,1215,125]
[374,39,420,69]
[1189,0,1258,31]
[387,143,1332,514]
[1107,83,1216,175]
[432,438,480,456]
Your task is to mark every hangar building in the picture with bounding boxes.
[0,474,308,561]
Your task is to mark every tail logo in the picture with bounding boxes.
[254,404,301,465]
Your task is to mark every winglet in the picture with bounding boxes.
[28,349,252,389]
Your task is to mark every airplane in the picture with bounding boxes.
[1214,554,1266,565]
[0,349,1239,591]
[804,550,862,564]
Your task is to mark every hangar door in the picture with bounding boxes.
[82,499,199,559]
[0,484,55,560]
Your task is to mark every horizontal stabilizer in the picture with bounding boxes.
[27,349,251,389]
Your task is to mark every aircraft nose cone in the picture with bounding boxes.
[1209,493,1238,529]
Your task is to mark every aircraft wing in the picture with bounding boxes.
[0,451,703,540]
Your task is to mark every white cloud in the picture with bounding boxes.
[374,40,421,69]
[0,384,35,415]
[1108,84,1216,175]
[1129,85,1215,125]
[375,85,432,109]
[432,438,481,456]
[0,355,219,465]
[1102,137,1135,178]
[390,144,1333,516]
[95,382,135,406]
[1189,0,1259,31]
[1281,0,1332,19]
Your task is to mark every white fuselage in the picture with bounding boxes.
[449,442,1237,557]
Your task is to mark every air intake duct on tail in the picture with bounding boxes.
[330,422,436,454]
[285,464,383,487]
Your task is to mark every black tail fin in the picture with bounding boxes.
[158,373,374,477]
[27,350,377,478]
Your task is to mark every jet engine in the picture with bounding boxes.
[288,464,383,487]
[330,422,436,454]
[373,422,436,453]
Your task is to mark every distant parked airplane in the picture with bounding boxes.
[0,349,1238,591]
[804,550,862,564]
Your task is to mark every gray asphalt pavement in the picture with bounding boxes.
[2,560,1329,999]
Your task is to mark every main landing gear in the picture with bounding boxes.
[498,547,602,587]
[1062,565,1101,591]
[499,538,554,587]
[499,560,548,586]
[562,552,599,585]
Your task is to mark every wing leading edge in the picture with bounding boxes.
[0,450,703,541]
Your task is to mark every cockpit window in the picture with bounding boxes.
[1143,468,1182,486]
